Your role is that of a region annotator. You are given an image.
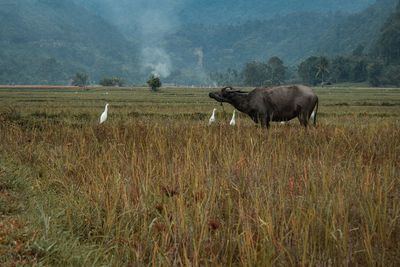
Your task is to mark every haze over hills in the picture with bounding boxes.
[316,0,398,55]
[0,0,140,84]
[179,0,376,24]
[75,0,374,29]
[168,0,397,73]
[0,0,397,84]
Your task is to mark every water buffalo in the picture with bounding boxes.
[209,85,318,128]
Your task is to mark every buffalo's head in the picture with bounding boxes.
[209,86,246,103]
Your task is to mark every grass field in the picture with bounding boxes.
[0,86,399,266]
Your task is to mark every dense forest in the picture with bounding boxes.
[0,0,399,86]
[0,0,140,84]
[214,0,400,87]
[74,0,374,27]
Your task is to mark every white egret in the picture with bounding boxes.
[208,108,216,125]
[99,103,109,124]
[310,110,316,122]
[230,110,236,126]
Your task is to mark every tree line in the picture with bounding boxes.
[299,2,400,87]
[212,2,400,87]
[210,56,288,87]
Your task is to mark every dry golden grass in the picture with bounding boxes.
[0,86,399,266]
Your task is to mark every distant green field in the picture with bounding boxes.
[1,86,399,266]
[1,86,399,121]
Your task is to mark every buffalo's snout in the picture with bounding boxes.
[209,92,224,102]
[209,92,220,100]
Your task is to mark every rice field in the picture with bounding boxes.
[0,86,399,266]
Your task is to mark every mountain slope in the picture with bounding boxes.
[179,0,374,24]
[0,0,140,84]
[74,0,374,32]
[164,0,398,77]
[374,0,400,63]
[316,0,399,55]
[166,13,344,71]
[0,0,397,85]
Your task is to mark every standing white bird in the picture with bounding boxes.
[208,108,216,125]
[99,103,109,124]
[230,110,236,126]
[310,110,316,123]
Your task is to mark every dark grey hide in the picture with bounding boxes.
[209,85,318,128]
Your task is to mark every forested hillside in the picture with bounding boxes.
[375,1,400,64]
[180,0,374,24]
[0,0,398,85]
[316,0,398,55]
[0,0,140,84]
[75,0,374,28]
[167,0,397,72]
[241,0,400,87]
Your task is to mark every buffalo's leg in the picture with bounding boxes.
[261,116,270,128]
[298,113,308,127]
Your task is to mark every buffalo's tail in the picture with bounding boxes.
[313,97,318,126]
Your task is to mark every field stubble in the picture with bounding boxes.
[0,87,399,266]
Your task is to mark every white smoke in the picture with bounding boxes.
[83,0,184,79]
[79,0,216,84]
[194,47,204,68]
[134,1,184,78]
[143,47,171,77]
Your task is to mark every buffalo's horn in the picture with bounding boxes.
[222,86,233,92]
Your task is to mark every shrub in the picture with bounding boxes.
[71,72,89,87]
[99,77,125,87]
[146,74,162,91]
